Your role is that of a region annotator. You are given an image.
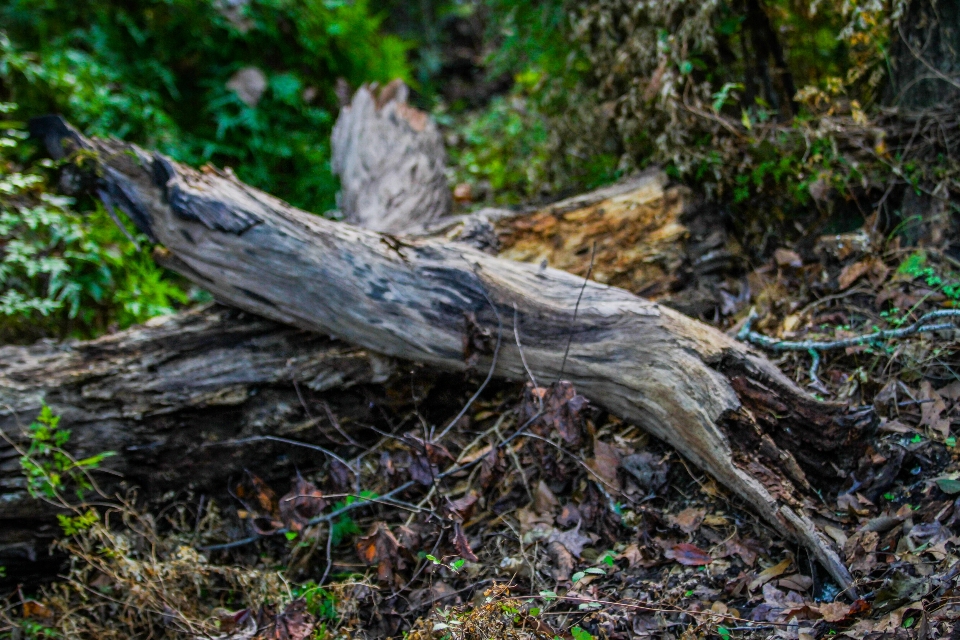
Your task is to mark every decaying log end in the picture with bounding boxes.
[712,348,876,592]
[717,352,875,487]
[25,116,876,592]
[0,304,399,580]
[331,80,451,234]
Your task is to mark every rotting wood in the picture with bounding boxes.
[420,170,745,318]
[27,117,874,590]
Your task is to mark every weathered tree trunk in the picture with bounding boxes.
[331,80,451,233]
[27,118,871,589]
[0,150,728,582]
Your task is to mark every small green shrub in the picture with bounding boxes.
[18,405,114,502]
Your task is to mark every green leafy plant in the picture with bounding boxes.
[56,508,99,536]
[292,581,339,623]
[424,553,466,572]
[0,104,190,341]
[329,491,377,545]
[18,405,114,501]
[14,619,58,639]
[0,0,411,213]
[571,626,595,640]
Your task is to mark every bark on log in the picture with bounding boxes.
[28,118,872,589]
[331,80,451,233]
[0,305,402,578]
[884,0,960,110]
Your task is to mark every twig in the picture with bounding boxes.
[738,308,960,352]
[896,23,960,96]
[204,402,547,551]
[201,535,261,551]
[318,522,334,586]
[738,308,960,386]
[321,399,362,447]
[200,434,354,471]
[512,594,800,629]
[558,242,596,382]
[513,303,539,389]
[522,433,623,498]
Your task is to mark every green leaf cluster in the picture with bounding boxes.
[0,1,410,340]
[0,0,410,213]
[0,107,190,341]
[19,405,114,501]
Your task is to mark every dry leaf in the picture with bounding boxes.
[235,472,284,535]
[279,476,327,533]
[405,435,455,465]
[521,381,588,446]
[445,490,480,521]
[774,248,802,268]
[619,544,643,568]
[669,507,705,534]
[725,537,758,567]
[839,256,889,290]
[408,453,436,486]
[549,522,593,557]
[22,600,53,620]
[356,522,402,582]
[556,503,582,527]
[237,472,280,519]
[777,574,813,592]
[533,481,560,515]
[665,543,712,566]
[587,438,621,489]
[838,260,871,290]
[621,452,668,493]
[272,599,316,640]
[749,557,792,591]
[920,381,951,438]
[781,313,802,334]
[547,541,575,581]
[843,530,879,574]
[819,599,870,623]
[451,522,478,562]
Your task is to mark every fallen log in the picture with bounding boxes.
[27,117,872,589]
[3,107,724,579]
[0,305,404,578]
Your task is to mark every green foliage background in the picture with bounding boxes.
[1,0,410,210]
[0,0,945,342]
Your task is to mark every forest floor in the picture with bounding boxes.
[5,209,960,640]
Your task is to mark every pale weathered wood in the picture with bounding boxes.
[331,80,451,233]
[31,119,870,589]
